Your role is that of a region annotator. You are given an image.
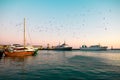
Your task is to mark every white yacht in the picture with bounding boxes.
[80,45,107,51]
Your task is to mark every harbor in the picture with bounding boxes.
[0,43,120,58]
[0,0,120,80]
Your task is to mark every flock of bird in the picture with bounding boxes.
[0,9,112,41]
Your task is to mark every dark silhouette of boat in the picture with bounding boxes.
[0,49,4,57]
[54,42,72,51]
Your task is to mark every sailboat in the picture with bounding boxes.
[4,18,38,57]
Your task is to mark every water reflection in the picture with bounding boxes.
[66,50,120,66]
[35,51,68,65]
[1,57,26,70]
[0,51,69,68]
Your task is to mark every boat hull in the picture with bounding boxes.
[80,47,107,51]
[54,47,72,51]
[4,51,35,57]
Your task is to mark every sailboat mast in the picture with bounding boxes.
[24,18,26,48]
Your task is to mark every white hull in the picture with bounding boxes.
[80,45,107,51]
[80,47,107,51]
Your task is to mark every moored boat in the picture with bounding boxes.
[4,45,38,57]
[80,45,107,51]
[54,42,72,51]
[4,18,38,57]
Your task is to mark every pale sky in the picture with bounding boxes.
[0,0,120,48]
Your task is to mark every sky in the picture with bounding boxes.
[0,0,120,48]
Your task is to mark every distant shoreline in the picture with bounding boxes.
[38,48,120,51]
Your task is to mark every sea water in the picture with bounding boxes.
[0,50,120,80]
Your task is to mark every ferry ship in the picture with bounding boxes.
[80,45,107,51]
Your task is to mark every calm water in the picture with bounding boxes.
[0,50,120,80]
